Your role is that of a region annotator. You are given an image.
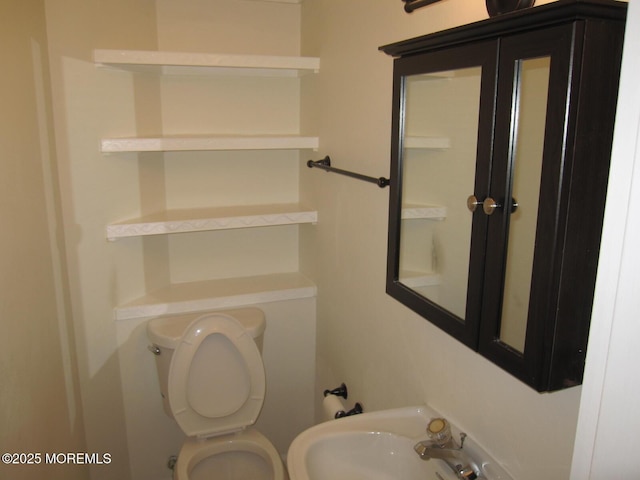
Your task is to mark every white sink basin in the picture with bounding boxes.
[287,405,513,480]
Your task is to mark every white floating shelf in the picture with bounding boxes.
[401,204,447,220]
[107,204,317,240]
[101,135,319,153]
[404,136,451,149]
[94,49,319,77]
[114,272,317,321]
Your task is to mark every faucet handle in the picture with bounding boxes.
[427,418,452,446]
[459,432,467,449]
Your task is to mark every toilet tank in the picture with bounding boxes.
[146,308,266,418]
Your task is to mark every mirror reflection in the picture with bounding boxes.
[499,56,550,352]
[397,58,551,352]
[398,67,482,321]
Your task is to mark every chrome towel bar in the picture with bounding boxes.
[307,156,390,188]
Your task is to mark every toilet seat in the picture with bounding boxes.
[168,312,266,438]
[174,429,287,480]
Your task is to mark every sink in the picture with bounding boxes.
[287,405,513,480]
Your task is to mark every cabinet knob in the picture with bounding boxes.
[481,197,518,215]
[466,195,482,212]
[483,197,501,215]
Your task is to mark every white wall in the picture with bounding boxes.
[300,1,581,479]
[571,0,640,477]
[0,1,87,479]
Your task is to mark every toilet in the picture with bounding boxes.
[147,308,287,480]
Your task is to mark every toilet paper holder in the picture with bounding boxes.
[323,383,348,399]
[336,402,364,418]
[323,383,364,418]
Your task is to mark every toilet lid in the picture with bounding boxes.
[168,313,266,438]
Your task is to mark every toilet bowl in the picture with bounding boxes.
[176,429,286,480]
[147,308,287,480]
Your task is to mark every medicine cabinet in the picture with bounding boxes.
[380,0,627,391]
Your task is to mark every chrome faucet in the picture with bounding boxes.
[414,418,479,480]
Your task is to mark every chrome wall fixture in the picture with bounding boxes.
[307,156,390,188]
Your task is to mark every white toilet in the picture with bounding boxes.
[147,307,288,480]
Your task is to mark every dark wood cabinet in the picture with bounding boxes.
[381,0,627,391]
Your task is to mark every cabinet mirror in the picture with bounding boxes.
[499,57,549,352]
[398,67,479,323]
[397,58,549,354]
[382,0,627,392]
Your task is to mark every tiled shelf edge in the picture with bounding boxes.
[404,136,451,149]
[107,204,318,240]
[114,272,317,321]
[401,204,447,220]
[399,271,441,289]
[94,49,319,77]
[101,135,319,153]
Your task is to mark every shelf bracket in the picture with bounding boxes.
[307,156,390,188]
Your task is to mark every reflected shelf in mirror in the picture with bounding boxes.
[398,270,441,289]
[401,204,447,220]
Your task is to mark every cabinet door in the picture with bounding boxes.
[478,24,577,389]
[387,40,498,347]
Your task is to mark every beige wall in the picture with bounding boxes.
[0,1,87,479]
[44,1,159,478]
[4,0,594,479]
[300,1,580,480]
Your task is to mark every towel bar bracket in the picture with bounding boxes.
[402,0,443,13]
[307,156,390,189]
